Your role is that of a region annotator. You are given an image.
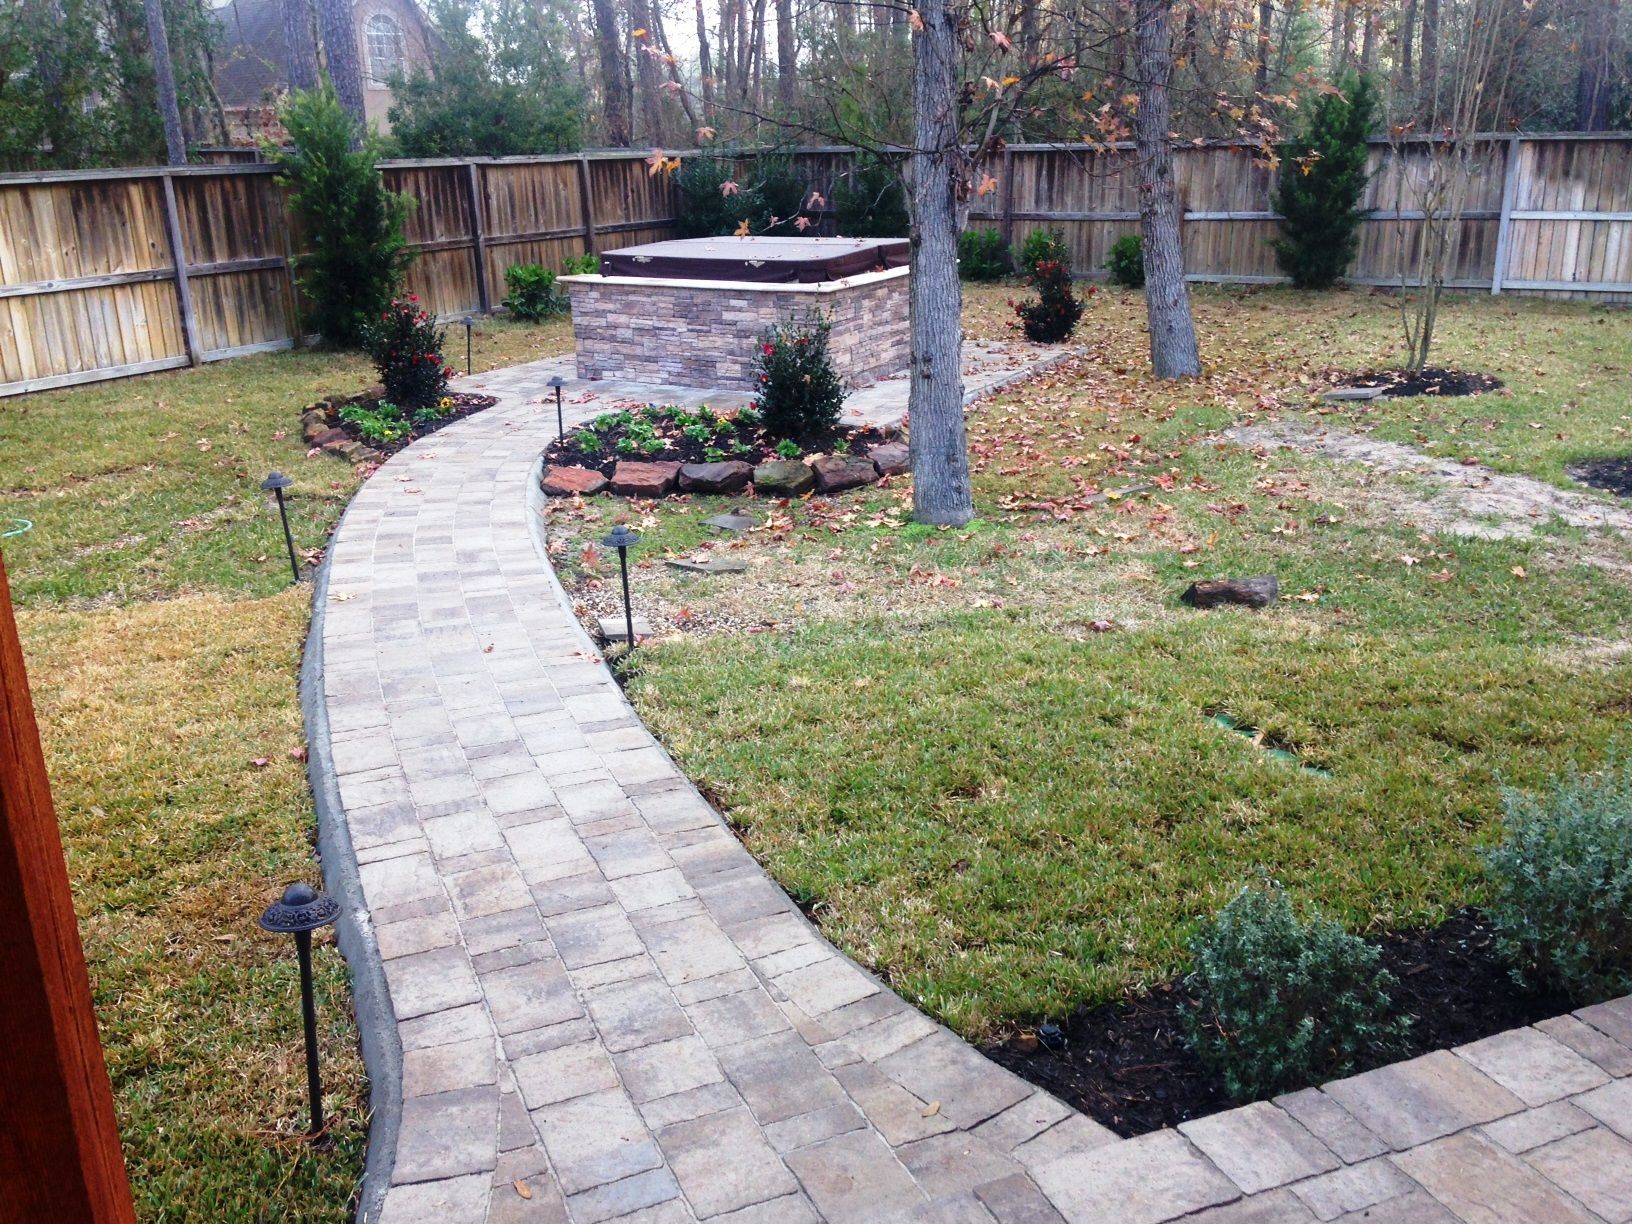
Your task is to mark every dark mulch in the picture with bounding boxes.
[316,391,499,458]
[544,405,887,479]
[1332,367,1505,398]
[983,908,1570,1137]
[1567,456,1632,499]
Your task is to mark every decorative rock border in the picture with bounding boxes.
[544,440,909,504]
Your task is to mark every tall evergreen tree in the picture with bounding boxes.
[1271,74,1378,290]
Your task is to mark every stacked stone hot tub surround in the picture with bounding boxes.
[562,267,911,391]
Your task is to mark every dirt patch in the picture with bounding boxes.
[1230,419,1632,555]
[1330,367,1505,398]
[1567,457,1632,499]
[983,908,1570,1137]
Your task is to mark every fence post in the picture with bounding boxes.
[1490,136,1522,296]
[0,551,137,1222]
[465,161,491,313]
[577,156,597,255]
[160,173,203,365]
[999,147,1016,251]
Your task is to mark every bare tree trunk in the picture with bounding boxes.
[592,0,632,144]
[280,0,318,92]
[1576,0,1618,130]
[776,0,796,113]
[316,0,365,126]
[627,0,668,142]
[907,0,973,527]
[649,2,700,130]
[749,0,768,112]
[1360,6,1377,72]
[143,0,187,164]
[1134,0,1201,379]
[1419,0,1439,110]
[695,0,715,113]
[1255,0,1274,93]
[1400,0,1417,96]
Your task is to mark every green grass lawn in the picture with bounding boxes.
[562,285,1632,1039]
[0,313,567,1220]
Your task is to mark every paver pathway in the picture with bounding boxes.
[316,354,1632,1223]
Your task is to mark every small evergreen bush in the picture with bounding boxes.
[1484,758,1632,1002]
[1018,228,1071,279]
[1014,260,1085,343]
[562,252,599,276]
[1271,75,1379,289]
[675,154,757,238]
[1105,234,1145,288]
[753,313,845,441]
[364,296,450,411]
[272,86,414,348]
[1184,880,1408,1102]
[834,155,908,237]
[958,228,1011,281]
[502,263,563,321]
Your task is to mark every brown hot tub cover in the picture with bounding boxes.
[599,236,910,284]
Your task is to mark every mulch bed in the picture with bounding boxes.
[983,908,1570,1137]
[304,389,499,461]
[1332,367,1505,398]
[1567,457,1632,498]
[544,404,887,479]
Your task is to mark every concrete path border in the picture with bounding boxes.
[311,355,1632,1223]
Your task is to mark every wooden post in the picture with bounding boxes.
[0,551,136,1222]
[1490,136,1522,296]
[160,174,203,366]
[465,162,491,314]
[577,156,598,255]
[999,146,1016,252]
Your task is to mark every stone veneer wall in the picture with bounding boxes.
[563,268,911,391]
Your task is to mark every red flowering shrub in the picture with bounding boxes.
[753,312,845,441]
[364,295,449,410]
[1013,260,1087,344]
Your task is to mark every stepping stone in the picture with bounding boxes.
[703,513,756,533]
[598,616,655,643]
[666,558,749,575]
[1321,385,1386,402]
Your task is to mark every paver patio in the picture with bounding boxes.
[313,353,1632,1222]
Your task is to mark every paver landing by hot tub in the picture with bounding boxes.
[318,354,1632,1222]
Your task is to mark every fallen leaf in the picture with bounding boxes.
[250,757,270,768]
[922,1101,941,1117]
[513,1182,533,1200]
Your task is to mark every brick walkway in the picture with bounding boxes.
[316,356,1632,1223]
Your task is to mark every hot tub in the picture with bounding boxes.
[560,236,911,391]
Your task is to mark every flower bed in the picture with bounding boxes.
[299,388,498,465]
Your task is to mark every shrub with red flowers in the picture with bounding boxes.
[1013,260,1087,344]
[364,295,450,410]
[753,312,846,441]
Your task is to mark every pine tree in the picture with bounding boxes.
[1271,75,1379,290]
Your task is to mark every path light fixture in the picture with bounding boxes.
[258,881,341,1143]
[462,315,476,374]
[602,524,641,652]
[547,374,566,445]
[261,471,300,583]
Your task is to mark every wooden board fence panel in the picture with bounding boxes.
[2,138,1628,397]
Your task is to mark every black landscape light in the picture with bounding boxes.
[258,881,341,1142]
[602,524,641,651]
[547,374,567,445]
[261,471,300,583]
[462,315,476,374]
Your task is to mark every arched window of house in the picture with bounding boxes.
[365,14,406,86]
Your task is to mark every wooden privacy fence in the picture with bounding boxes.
[1,136,1628,398]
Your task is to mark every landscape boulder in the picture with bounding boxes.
[679,461,754,494]
[752,460,816,497]
[543,465,610,497]
[812,454,882,494]
[868,442,910,477]
[610,460,683,498]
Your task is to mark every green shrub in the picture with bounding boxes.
[958,228,1011,281]
[753,313,845,441]
[675,153,757,238]
[1018,228,1071,279]
[834,155,908,237]
[562,252,599,276]
[363,297,450,411]
[754,155,812,236]
[1484,758,1632,1002]
[1105,234,1145,288]
[271,86,414,348]
[502,263,563,321]
[1014,260,1085,343]
[1271,75,1378,290]
[1183,880,1408,1102]
[340,401,412,445]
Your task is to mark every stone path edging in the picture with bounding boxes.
[316,356,1632,1223]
